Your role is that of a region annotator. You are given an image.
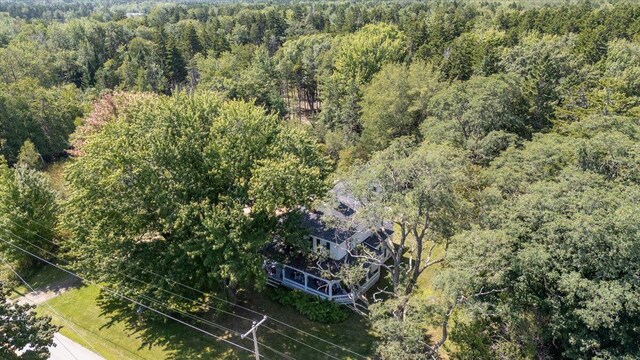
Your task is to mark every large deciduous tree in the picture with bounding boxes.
[439,115,640,359]
[62,91,331,309]
[344,139,470,297]
[339,139,470,359]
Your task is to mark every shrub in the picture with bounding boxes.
[269,288,349,324]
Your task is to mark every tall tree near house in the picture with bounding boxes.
[335,140,470,360]
[0,282,60,360]
[343,139,470,297]
[62,91,331,311]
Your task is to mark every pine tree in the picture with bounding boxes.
[165,36,187,89]
[180,25,203,58]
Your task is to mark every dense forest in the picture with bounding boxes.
[1,0,639,359]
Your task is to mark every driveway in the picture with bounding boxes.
[16,276,105,360]
[50,333,105,360]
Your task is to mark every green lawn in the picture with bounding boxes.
[37,285,242,360]
[35,284,375,360]
[29,160,374,359]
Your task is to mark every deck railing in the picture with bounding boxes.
[266,261,382,305]
[283,278,332,300]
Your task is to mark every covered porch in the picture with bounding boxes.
[265,261,352,303]
[264,261,379,304]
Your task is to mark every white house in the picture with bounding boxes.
[263,183,392,305]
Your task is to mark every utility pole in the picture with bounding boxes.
[241,315,267,360]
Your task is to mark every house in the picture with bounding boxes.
[263,183,392,305]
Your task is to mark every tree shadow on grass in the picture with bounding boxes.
[95,291,256,360]
[232,288,377,360]
[93,286,376,360]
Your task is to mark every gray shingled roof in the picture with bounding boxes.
[300,182,377,244]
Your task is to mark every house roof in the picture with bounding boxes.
[262,230,392,279]
[300,182,369,244]
[363,228,393,252]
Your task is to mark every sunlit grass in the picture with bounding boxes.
[34,282,375,360]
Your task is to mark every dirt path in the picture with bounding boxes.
[16,275,80,306]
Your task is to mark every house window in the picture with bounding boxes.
[325,241,331,252]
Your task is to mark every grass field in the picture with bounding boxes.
[34,280,375,360]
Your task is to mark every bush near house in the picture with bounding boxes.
[269,288,349,324]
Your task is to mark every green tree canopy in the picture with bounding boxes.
[439,115,640,359]
[330,23,407,89]
[196,45,285,116]
[0,79,84,163]
[62,91,331,308]
[359,61,441,153]
[423,74,530,165]
[501,33,582,129]
[0,158,58,273]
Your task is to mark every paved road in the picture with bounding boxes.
[15,276,105,360]
[50,333,105,360]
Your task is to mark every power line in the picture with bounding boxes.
[261,324,341,360]
[0,235,262,359]
[7,215,367,359]
[5,229,298,360]
[2,227,299,360]
[2,227,297,360]
[0,229,293,360]
[139,265,368,359]
[3,220,256,323]
[1,256,82,360]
